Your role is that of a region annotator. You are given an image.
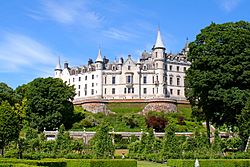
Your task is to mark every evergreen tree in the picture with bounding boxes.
[91,122,115,159]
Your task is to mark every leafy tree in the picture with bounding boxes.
[185,21,250,144]
[91,122,115,159]
[24,77,76,131]
[237,98,250,150]
[0,101,21,157]
[0,82,18,105]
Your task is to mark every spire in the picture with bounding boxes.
[154,28,165,49]
[55,56,62,70]
[95,48,103,62]
[184,37,189,52]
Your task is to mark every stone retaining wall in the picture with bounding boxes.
[141,102,177,115]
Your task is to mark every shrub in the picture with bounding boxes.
[146,115,167,132]
[167,159,250,167]
[66,159,137,167]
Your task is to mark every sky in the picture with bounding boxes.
[0,0,249,88]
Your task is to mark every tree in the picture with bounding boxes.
[185,21,250,144]
[0,101,21,157]
[91,122,115,159]
[24,77,76,131]
[0,82,18,105]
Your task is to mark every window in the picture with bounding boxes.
[170,89,173,95]
[153,88,154,94]
[143,76,147,84]
[124,88,126,94]
[104,88,107,94]
[84,90,87,96]
[165,65,167,70]
[156,88,158,93]
[128,88,131,93]
[155,52,158,58]
[84,84,87,89]
[143,88,147,94]
[156,63,158,68]
[169,65,172,71]
[184,67,186,72]
[127,76,131,83]
[177,89,180,95]
[78,85,81,89]
[73,78,75,82]
[177,66,180,72]
[152,76,154,83]
[78,91,80,96]
[92,75,94,79]
[92,83,94,87]
[177,78,180,86]
[85,76,87,80]
[128,66,131,70]
[170,77,173,85]
[112,88,115,94]
[132,88,134,93]
[112,76,116,84]
[79,77,81,81]
[104,76,107,84]
[91,89,94,95]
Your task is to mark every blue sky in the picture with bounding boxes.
[0,0,249,88]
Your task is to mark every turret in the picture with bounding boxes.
[95,48,103,70]
[54,56,62,78]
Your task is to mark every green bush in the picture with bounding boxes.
[167,159,250,167]
[66,159,137,167]
[0,159,66,167]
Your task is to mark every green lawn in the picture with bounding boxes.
[107,102,147,114]
[137,161,169,167]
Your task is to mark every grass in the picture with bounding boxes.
[107,103,147,114]
[137,161,169,167]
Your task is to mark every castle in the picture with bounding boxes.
[54,29,191,104]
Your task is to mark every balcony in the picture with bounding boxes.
[154,80,159,85]
[126,83,133,88]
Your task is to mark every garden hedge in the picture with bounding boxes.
[0,159,66,167]
[167,159,250,167]
[66,159,137,167]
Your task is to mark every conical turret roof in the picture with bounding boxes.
[154,29,165,49]
[55,56,62,70]
[95,48,103,62]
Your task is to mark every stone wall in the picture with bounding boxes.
[141,102,177,115]
[81,103,111,115]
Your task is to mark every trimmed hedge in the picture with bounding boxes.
[167,159,250,167]
[66,159,137,167]
[0,159,66,167]
[0,159,137,167]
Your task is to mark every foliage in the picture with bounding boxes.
[167,159,250,167]
[0,101,22,157]
[90,122,115,159]
[0,159,66,167]
[237,98,250,148]
[185,21,250,143]
[0,83,18,105]
[23,77,76,131]
[146,115,167,132]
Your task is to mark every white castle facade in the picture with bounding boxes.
[54,30,191,101]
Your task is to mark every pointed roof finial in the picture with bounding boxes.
[96,47,103,62]
[55,56,62,70]
[154,27,165,49]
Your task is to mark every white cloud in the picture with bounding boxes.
[0,32,58,76]
[218,0,241,12]
[103,28,136,41]
[28,0,103,28]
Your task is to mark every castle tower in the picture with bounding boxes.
[152,29,167,98]
[95,48,103,98]
[54,56,62,78]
